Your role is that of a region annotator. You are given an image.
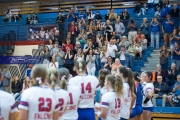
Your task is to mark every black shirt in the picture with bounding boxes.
[56,16,65,23]
[170,8,180,17]
[11,81,22,94]
[26,17,31,24]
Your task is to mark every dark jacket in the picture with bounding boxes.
[168,69,179,81]
[154,82,169,96]
[155,70,166,81]
[11,81,22,94]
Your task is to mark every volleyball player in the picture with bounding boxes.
[0,72,17,120]
[142,72,154,120]
[118,67,136,120]
[95,75,123,120]
[69,58,99,120]
[58,68,81,120]
[47,68,69,119]
[19,64,59,120]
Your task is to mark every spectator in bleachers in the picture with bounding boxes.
[87,26,95,42]
[162,14,174,46]
[147,0,154,9]
[3,9,12,22]
[63,39,74,53]
[78,10,86,21]
[167,75,180,107]
[138,3,148,17]
[156,64,166,81]
[42,45,51,65]
[122,9,130,20]
[159,45,169,71]
[133,2,141,13]
[86,49,96,76]
[13,11,22,22]
[48,39,53,50]
[100,45,109,69]
[83,41,94,56]
[172,42,180,71]
[115,18,125,40]
[166,63,179,86]
[64,46,74,75]
[135,29,144,43]
[135,42,142,60]
[152,75,169,106]
[170,30,179,49]
[86,20,95,31]
[96,33,103,46]
[141,34,148,52]
[56,13,64,23]
[26,13,31,24]
[39,27,45,39]
[128,40,136,70]
[109,9,117,21]
[160,3,170,18]
[62,10,67,18]
[103,20,113,41]
[119,36,129,49]
[141,18,149,39]
[164,0,171,8]
[154,7,161,18]
[153,0,160,10]
[104,56,113,71]
[11,76,22,98]
[87,10,95,21]
[71,5,78,13]
[49,55,59,69]
[105,10,110,21]
[53,30,62,45]
[107,39,118,61]
[170,4,179,18]
[25,64,33,78]
[67,8,75,23]
[77,28,86,48]
[2,67,11,93]
[118,12,124,20]
[127,18,138,42]
[150,17,160,49]
[95,20,102,34]
[69,21,77,46]
[74,47,84,60]
[30,13,38,24]
[73,41,80,54]
[116,46,129,66]
[111,58,122,75]
[112,32,120,43]
[95,11,102,21]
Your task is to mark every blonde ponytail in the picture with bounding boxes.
[58,68,70,91]
[114,76,123,97]
[60,76,67,90]
[48,68,58,89]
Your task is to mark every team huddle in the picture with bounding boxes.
[0,58,154,120]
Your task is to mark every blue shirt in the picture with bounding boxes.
[162,19,174,34]
[151,23,160,33]
[161,7,169,17]
[136,83,143,106]
[78,13,86,20]
[173,82,180,96]
[68,13,75,22]
[172,48,180,60]
[26,69,31,78]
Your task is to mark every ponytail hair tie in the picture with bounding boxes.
[36,77,42,84]
[61,75,66,81]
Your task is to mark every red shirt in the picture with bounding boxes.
[63,44,74,53]
[69,25,77,36]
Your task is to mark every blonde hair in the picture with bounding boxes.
[74,58,86,75]
[48,68,58,89]
[58,68,70,90]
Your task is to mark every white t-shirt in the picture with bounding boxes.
[101,92,121,120]
[54,87,69,120]
[49,62,59,69]
[62,85,81,120]
[142,83,154,107]
[120,83,132,119]
[100,86,108,96]
[120,52,125,60]
[108,44,117,58]
[136,46,142,52]
[69,75,99,108]
[19,86,59,120]
[0,90,17,120]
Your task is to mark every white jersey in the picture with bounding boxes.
[62,85,81,120]
[19,86,59,120]
[69,75,99,108]
[120,83,132,119]
[0,90,17,120]
[101,92,121,120]
[142,83,154,107]
[54,87,69,120]
[100,86,108,96]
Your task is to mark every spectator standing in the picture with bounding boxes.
[63,39,74,53]
[167,76,180,107]
[25,64,33,78]
[53,30,62,45]
[74,48,84,60]
[170,30,179,49]
[135,29,144,43]
[105,10,111,21]
[1,67,11,93]
[26,13,31,24]
[111,58,122,75]
[172,42,180,71]
[109,9,117,21]
[127,18,138,42]
[78,10,86,21]
[154,0,160,10]
[141,18,149,39]
[30,13,38,24]
[162,14,174,46]
[128,40,136,70]
[155,64,166,81]
[11,76,22,97]
[115,18,125,40]
[77,28,87,48]
[116,46,129,66]
[160,3,170,18]
[122,9,130,20]
[135,42,142,60]
[42,45,51,66]
[83,41,94,55]
[147,0,154,9]
[49,55,59,69]
[170,4,180,29]
[95,20,103,34]
[154,7,161,18]
[86,49,96,76]
[152,75,169,106]
[3,9,12,22]
[67,8,75,23]
[56,13,64,23]
[95,11,102,21]
[138,3,148,16]
[64,47,74,75]
[119,36,130,49]
[107,39,118,61]
[87,11,95,21]
[69,21,77,46]
[166,63,179,86]
[103,20,113,41]
[112,32,120,44]
[159,45,169,71]
[133,2,141,13]
[150,18,160,49]
[100,45,109,69]
[141,34,148,52]
[104,56,113,71]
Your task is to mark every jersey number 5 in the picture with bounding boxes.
[81,82,92,94]
[38,98,52,112]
